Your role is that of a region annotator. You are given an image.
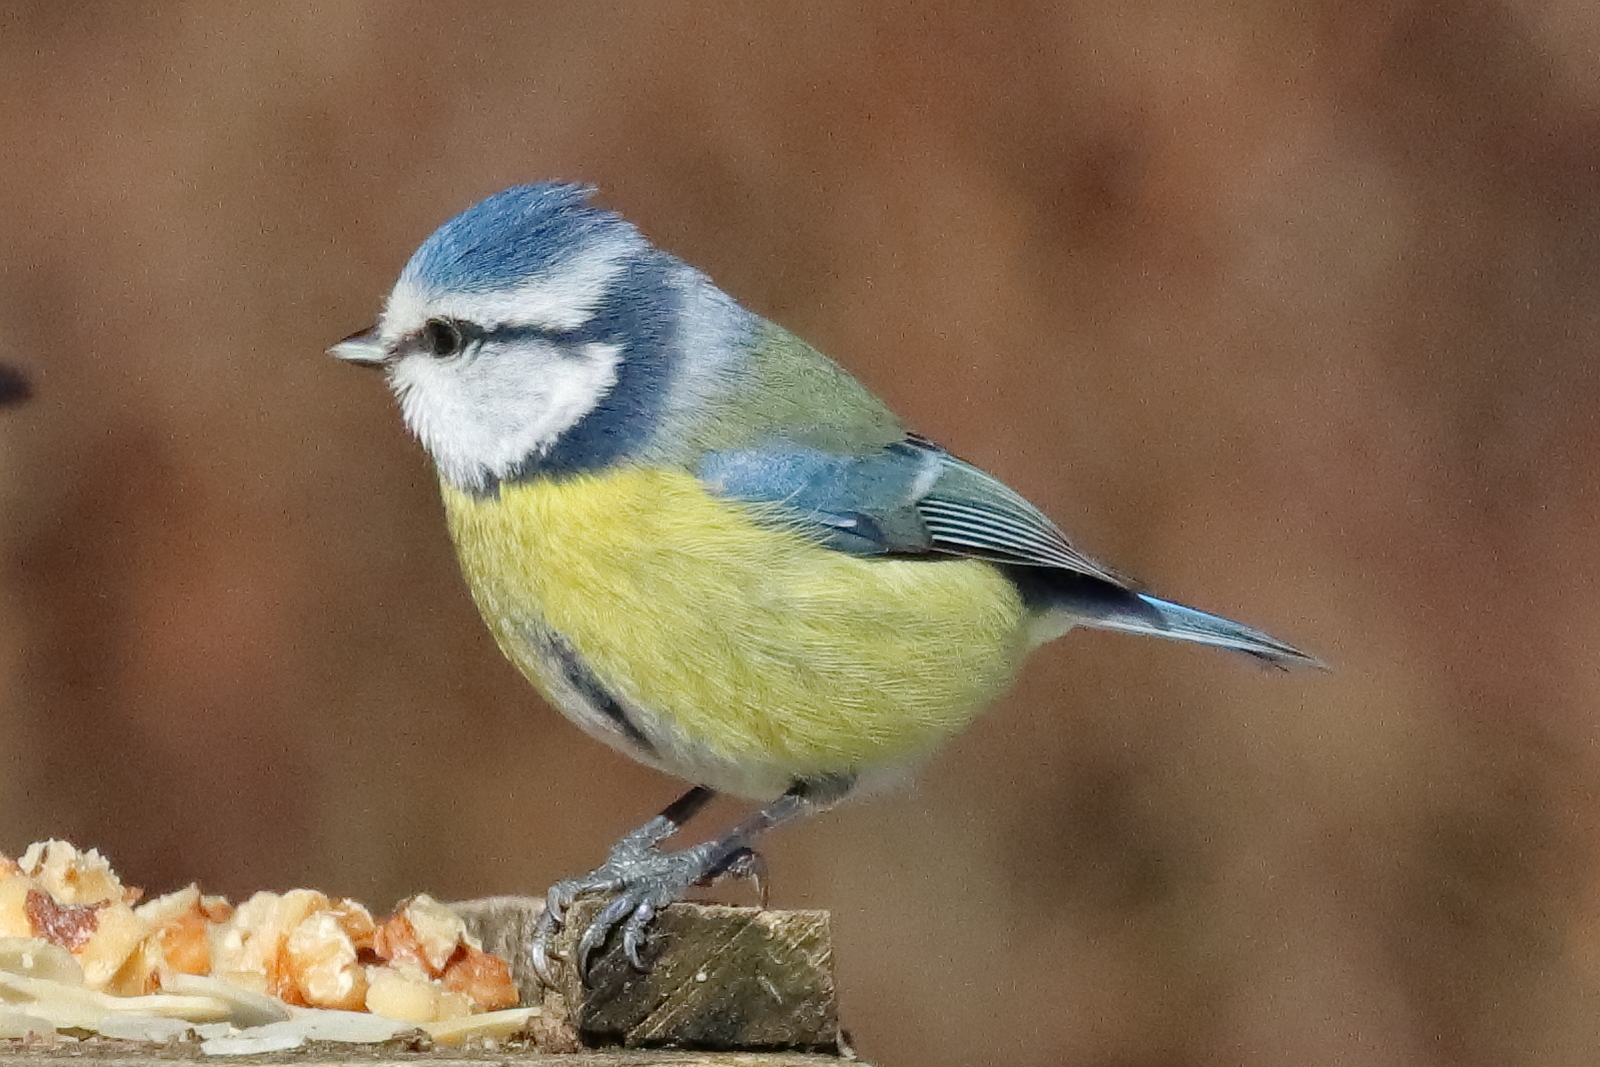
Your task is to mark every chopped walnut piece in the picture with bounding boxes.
[326,898,375,950]
[18,842,123,905]
[365,963,474,1023]
[105,927,163,996]
[0,877,33,939]
[210,889,333,1002]
[24,890,102,951]
[284,911,367,1011]
[439,944,518,1010]
[136,885,230,977]
[73,900,147,992]
[372,895,467,976]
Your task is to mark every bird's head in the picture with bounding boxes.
[332,183,679,493]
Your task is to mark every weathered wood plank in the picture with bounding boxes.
[453,898,840,1055]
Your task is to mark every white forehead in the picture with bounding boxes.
[382,236,635,338]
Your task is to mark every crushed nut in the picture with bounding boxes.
[364,963,474,1023]
[326,898,375,949]
[439,944,518,1011]
[73,900,146,992]
[284,911,367,1011]
[136,885,231,977]
[372,895,466,976]
[24,891,103,952]
[0,842,523,1041]
[0,876,37,939]
[18,842,124,906]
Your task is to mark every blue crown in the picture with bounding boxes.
[402,183,635,294]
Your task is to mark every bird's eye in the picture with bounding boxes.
[422,318,467,359]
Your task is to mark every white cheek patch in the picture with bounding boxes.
[392,341,624,491]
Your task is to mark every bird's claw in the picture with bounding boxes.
[529,927,560,988]
[578,892,660,972]
[715,846,769,909]
[529,832,724,987]
[566,842,715,980]
[531,864,626,985]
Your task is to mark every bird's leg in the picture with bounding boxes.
[535,775,855,985]
[531,784,715,984]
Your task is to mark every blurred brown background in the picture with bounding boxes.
[3,1,1600,1063]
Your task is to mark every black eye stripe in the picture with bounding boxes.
[482,322,602,345]
[403,320,602,356]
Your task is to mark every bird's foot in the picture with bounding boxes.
[531,815,725,985]
[529,779,847,988]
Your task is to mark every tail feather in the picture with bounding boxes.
[1083,592,1321,669]
[1006,568,1321,669]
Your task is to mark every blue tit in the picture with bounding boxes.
[331,183,1317,978]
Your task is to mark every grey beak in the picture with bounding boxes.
[329,326,388,366]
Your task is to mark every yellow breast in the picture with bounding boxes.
[441,467,1028,791]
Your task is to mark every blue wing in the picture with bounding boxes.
[697,435,1320,668]
[696,435,1125,583]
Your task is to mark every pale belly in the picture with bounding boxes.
[442,468,1030,798]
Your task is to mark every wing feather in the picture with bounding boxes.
[698,435,1126,585]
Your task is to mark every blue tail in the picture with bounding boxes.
[1083,592,1320,669]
